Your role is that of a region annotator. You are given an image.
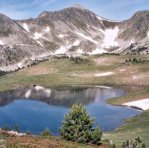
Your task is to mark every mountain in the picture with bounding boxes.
[117,10,149,54]
[0,6,149,71]
[0,13,48,71]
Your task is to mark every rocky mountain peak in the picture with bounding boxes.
[38,11,50,18]
[71,4,87,10]
[132,10,149,18]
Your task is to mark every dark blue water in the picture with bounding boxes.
[0,86,140,135]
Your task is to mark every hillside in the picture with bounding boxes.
[0,7,149,72]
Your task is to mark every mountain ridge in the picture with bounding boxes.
[0,6,149,71]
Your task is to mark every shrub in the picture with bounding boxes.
[26,129,31,135]
[122,137,146,148]
[1,124,10,131]
[59,104,102,145]
[40,128,51,138]
[89,127,103,145]
[13,125,19,132]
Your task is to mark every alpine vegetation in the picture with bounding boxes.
[59,104,103,145]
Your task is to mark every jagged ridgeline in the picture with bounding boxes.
[0,6,149,72]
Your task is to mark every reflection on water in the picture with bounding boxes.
[0,85,140,135]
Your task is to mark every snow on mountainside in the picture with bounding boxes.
[0,6,149,71]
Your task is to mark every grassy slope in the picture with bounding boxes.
[104,110,149,147]
[107,87,149,105]
[0,54,149,90]
[3,135,108,148]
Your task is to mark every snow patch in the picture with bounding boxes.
[58,34,65,38]
[147,31,149,37]
[0,40,4,45]
[77,49,84,54]
[94,72,114,77]
[92,26,104,33]
[73,40,80,46]
[33,32,43,40]
[97,16,102,20]
[102,26,119,48]
[76,32,98,44]
[123,99,149,110]
[44,26,50,32]
[55,46,68,54]
[33,28,50,40]
[23,23,30,32]
[89,48,107,55]
[55,44,73,54]
[36,41,43,47]
[17,62,23,68]
[128,39,134,46]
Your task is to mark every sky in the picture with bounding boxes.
[0,0,149,21]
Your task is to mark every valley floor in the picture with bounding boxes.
[0,54,149,147]
[0,54,149,90]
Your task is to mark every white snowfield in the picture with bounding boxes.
[58,34,65,38]
[55,46,68,54]
[91,26,119,49]
[123,99,149,110]
[148,31,149,37]
[102,26,119,48]
[44,26,50,32]
[73,40,80,46]
[17,62,23,68]
[23,23,30,32]
[33,32,43,40]
[94,72,114,77]
[0,40,4,45]
[33,29,50,40]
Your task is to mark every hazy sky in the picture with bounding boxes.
[0,0,149,20]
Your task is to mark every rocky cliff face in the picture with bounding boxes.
[0,6,149,71]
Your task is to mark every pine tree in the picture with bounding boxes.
[59,104,102,145]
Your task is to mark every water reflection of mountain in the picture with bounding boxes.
[0,85,125,107]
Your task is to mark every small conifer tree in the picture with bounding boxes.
[59,104,102,145]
